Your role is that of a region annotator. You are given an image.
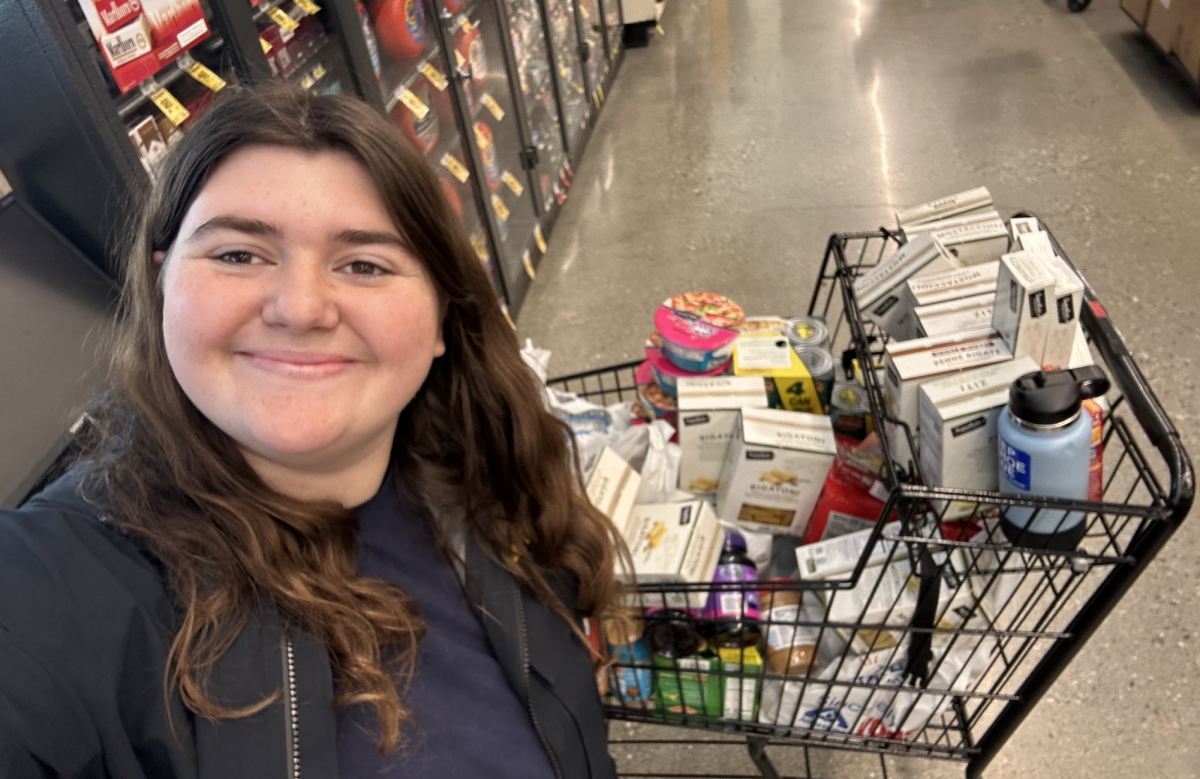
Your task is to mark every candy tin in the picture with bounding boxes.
[645,347,729,398]
[655,306,739,373]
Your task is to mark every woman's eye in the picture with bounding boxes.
[215,250,258,265]
[346,260,387,276]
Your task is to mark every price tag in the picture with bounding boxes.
[490,194,510,222]
[481,93,505,121]
[471,235,489,263]
[592,92,599,108]
[420,63,448,91]
[441,153,470,183]
[183,61,226,91]
[396,87,429,121]
[313,64,326,80]
[598,85,605,102]
[300,74,315,89]
[260,37,272,53]
[534,225,546,253]
[501,304,516,330]
[267,6,299,32]
[522,250,536,280]
[149,87,190,126]
[294,0,320,14]
[501,171,524,197]
[455,49,466,68]
[459,16,475,33]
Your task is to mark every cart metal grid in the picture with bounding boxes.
[547,216,1193,779]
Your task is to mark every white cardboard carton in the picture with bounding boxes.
[907,210,1003,236]
[796,522,902,580]
[914,293,996,338]
[676,376,770,494]
[917,356,1039,519]
[1068,323,1092,368]
[853,233,961,337]
[621,500,723,609]
[883,329,1013,472]
[927,217,1009,267]
[1009,217,1040,240]
[585,447,642,535]
[897,262,999,340]
[896,187,993,232]
[715,408,837,536]
[1036,253,1085,369]
[991,252,1056,365]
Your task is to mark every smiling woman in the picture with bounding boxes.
[0,85,623,779]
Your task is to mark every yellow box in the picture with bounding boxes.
[732,334,823,414]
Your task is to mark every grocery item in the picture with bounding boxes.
[828,381,873,440]
[1034,252,1084,369]
[619,501,723,610]
[645,347,728,398]
[739,316,791,334]
[76,0,211,93]
[801,452,894,545]
[998,366,1110,549]
[357,2,382,78]
[732,333,824,414]
[925,216,1009,265]
[676,376,769,494]
[784,317,829,350]
[853,233,961,337]
[796,522,902,581]
[473,121,502,191]
[717,645,762,721]
[792,345,835,413]
[882,328,1013,473]
[584,446,641,535]
[895,186,993,232]
[655,305,739,373]
[375,0,425,60]
[900,261,1000,338]
[991,251,1056,365]
[652,653,722,717]
[917,356,1039,519]
[703,531,762,648]
[392,80,439,152]
[643,608,706,658]
[759,586,819,676]
[635,361,676,418]
[914,293,995,339]
[607,614,652,703]
[666,292,746,330]
[714,407,837,536]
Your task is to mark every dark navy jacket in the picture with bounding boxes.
[0,468,616,779]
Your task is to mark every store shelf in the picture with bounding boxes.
[114,38,228,121]
[380,43,445,112]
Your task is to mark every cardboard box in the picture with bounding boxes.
[1146,0,1189,52]
[1123,0,1153,25]
[905,209,1003,236]
[718,646,762,720]
[915,293,996,339]
[621,500,723,609]
[796,522,902,580]
[991,252,1056,365]
[677,376,770,494]
[1176,0,1200,79]
[917,356,1039,519]
[715,408,837,536]
[853,233,961,338]
[586,447,642,534]
[732,334,824,414]
[928,217,1009,267]
[1037,253,1085,369]
[883,329,1013,472]
[653,654,723,717]
[900,262,1000,339]
[895,187,993,232]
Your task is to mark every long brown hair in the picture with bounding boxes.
[80,83,623,752]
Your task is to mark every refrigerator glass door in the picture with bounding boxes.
[575,0,604,101]
[542,0,587,153]
[252,0,355,95]
[598,0,621,62]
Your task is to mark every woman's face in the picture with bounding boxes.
[158,145,444,478]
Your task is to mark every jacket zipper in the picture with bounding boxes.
[282,635,301,779]
[515,590,565,779]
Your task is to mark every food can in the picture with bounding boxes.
[605,611,653,703]
[792,345,835,413]
[785,316,829,350]
[829,381,874,440]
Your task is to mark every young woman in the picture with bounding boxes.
[0,85,623,779]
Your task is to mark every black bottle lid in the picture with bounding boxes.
[1008,366,1110,426]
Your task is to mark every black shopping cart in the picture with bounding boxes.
[548,215,1192,779]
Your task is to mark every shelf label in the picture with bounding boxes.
[260,37,272,53]
[420,62,448,91]
[598,84,605,102]
[471,234,490,263]
[490,194,510,222]
[592,91,599,108]
[534,225,546,253]
[459,16,475,33]
[522,250,536,280]
[149,87,190,126]
[184,60,226,92]
[441,153,470,183]
[455,49,466,68]
[397,87,429,120]
[294,0,320,14]
[300,73,315,89]
[501,170,524,197]
[481,93,505,121]
[267,6,299,31]
[313,63,326,80]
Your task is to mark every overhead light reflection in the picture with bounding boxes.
[868,70,893,206]
[853,0,864,37]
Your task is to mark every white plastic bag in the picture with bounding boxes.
[633,420,682,505]
[521,338,552,384]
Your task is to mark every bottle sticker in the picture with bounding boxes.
[999,438,1032,491]
[501,170,524,197]
[490,194,510,222]
[294,0,320,14]
[523,250,535,279]
[267,6,300,31]
[534,225,547,253]
[397,87,429,121]
[149,88,190,126]
[481,93,505,121]
[420,63,448,91]
[441,153,470,183]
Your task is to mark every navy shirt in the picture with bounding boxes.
[336,478,558,779]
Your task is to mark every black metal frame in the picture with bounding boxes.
[548,217,1193,778]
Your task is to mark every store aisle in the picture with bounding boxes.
[518,0,1200,777]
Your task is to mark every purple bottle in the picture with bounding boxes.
[704,531,762,647]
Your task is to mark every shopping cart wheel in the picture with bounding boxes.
[1067,0,1091,11]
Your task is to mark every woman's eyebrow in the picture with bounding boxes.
[188,216,281,241]
[333,228,408,248]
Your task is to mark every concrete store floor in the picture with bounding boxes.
[516,0,1200,777]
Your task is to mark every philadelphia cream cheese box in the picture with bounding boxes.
[991,252,1056,365]
[883,328,1013,473]
[620,500,723,609]
[585,446,642,535]
[676,376,769,494]
[715,408,837,536]
[917,356,1039,519]
[853,233,961,338]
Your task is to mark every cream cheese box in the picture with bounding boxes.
[853,233,961,338]
[991,251,1056,366]
[715,408,837,536]
[620,500,723,610]
[676,376,770,495]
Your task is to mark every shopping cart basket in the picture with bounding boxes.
[547,215,1193,779]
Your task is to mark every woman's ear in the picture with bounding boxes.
[152,250,167,267]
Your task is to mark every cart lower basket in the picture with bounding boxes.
[547,217,1193,778]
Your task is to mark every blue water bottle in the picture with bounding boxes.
[997,366,1110,550]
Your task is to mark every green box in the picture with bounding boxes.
[652,654,722,718]
[717,645,762,721]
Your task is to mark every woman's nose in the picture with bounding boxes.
[261,259,339,331]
